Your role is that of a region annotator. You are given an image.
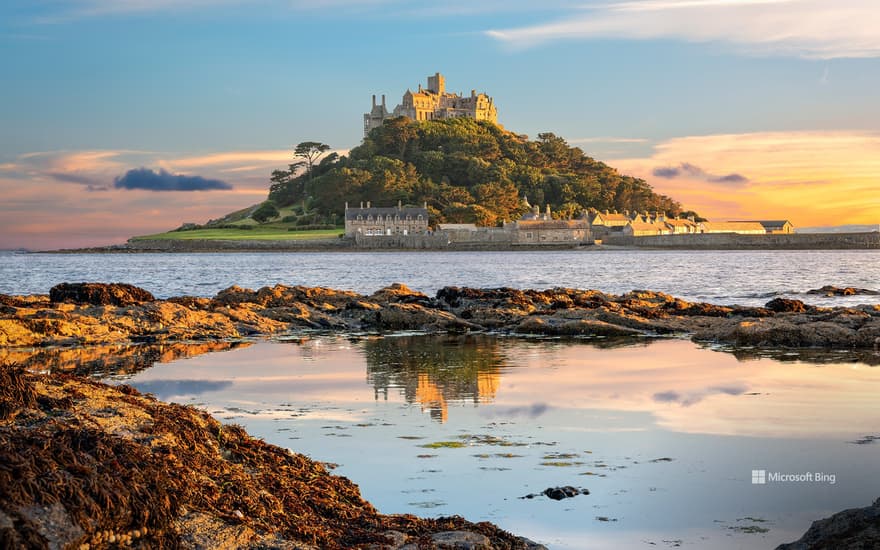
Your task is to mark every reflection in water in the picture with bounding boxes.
[1,341,250,378]
[364,335,505,422]
[98,335,880,550]
[709,344,880,366]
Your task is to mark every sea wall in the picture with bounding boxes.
[353,233,449,249]
[603,231,880,250]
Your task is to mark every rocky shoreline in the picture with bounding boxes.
[3,282,880,548]
[2,282,880,350]
[0,365,544,549]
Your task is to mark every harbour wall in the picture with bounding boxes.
[602,232,880,249]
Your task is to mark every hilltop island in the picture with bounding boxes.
[102,72,877,253]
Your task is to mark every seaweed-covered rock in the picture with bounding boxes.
[765,298,808,313]
[50,282,155,306]
[807,285,879,296]
[0,365,539,550]
[776,497,880,550]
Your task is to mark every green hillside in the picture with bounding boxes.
[267,118,696,226]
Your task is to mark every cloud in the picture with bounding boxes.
[131,379,233,400]
[47,171,104,186]
[486,0,880,59]
[652,162,749,185]
[479,403,550,418]
[653,383,748,406]
[568,137,649,145]
[114,168,233,192]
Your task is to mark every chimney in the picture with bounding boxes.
[471,89,476,98]
[360,201,364,208]
[423,201,427,209]
[398,199,402,209]
[372,94,376,108]
[381,94,386,108]
[345,201,349,210]
[367,201,371,208]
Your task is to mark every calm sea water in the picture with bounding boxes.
[4,249,880,547]
[1,249,879,306]
[55,335,874,549]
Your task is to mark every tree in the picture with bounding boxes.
[294,142,331,181]
[252,202,280,223]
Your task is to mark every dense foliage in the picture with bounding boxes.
[268,118,690,226]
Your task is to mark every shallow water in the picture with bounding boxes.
[3,249,880,307]
[86,335,880,549]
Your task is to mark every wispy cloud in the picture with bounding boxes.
[568,137,649,144]
[487,0,880,59]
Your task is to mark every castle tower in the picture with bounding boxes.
[427,72,445,94]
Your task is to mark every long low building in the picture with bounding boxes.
[699,221,767,235]
[344,201,429,237]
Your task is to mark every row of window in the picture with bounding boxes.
[353,215,424,222]
[362,229,411,236]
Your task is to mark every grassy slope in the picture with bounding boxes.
[131,227,343,241]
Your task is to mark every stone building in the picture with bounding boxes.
[344,201,429,237]
[730,220,795,234]
[699,221,767,235]
[364,72,498,136]
[502,202,591,245]
[587,209,633,239]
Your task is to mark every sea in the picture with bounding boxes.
[3,249,880,549]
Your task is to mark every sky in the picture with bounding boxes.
[1,0,879,249]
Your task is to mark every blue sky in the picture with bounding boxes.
[2,0,879,248]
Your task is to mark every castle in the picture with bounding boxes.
[364,72,498,136]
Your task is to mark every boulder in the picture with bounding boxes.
[807,285,879,296]
[776,497,880,550]
[49,283,155,306]
[765,298,808,313]
[430,531,491,550]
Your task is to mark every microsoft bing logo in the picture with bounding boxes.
[752,470,766,484]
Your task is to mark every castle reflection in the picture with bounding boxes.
[364,335,506,422]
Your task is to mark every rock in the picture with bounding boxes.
[49,283,155,306]
[521,486,589,500]
[543,486,589,500]
[776,497,880,550]
[514,317,642,337]
[4,283,880,349]
[765,298,808,313]
[371,303,479,332]
[430,531,491,549]
[370,283,430,306]
[807,285,879,296]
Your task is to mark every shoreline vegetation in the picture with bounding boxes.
[3,282,880,548]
